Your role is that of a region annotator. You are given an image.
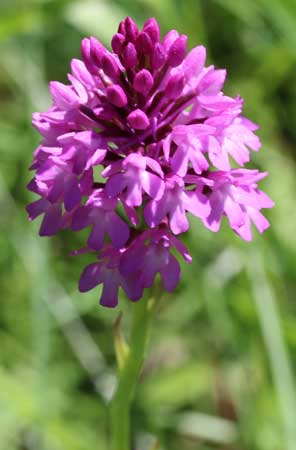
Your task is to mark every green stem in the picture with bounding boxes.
[110,292,153,450]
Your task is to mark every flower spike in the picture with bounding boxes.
[27,17,273,307]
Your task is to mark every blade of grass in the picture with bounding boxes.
[246,247,296,450]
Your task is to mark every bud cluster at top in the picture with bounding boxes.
[26,17,274,307]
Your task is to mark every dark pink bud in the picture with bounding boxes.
[124,17,139,42]
[162,30,179,51]
[118,20,126,35]
[165,73,185,98]
[143,18,160,43]
[102,54,120,79]
[151,43,166,69]
[90,37,105,66]
[81,38,90,61]
[167,35,187,67]
[133,69,154,95]
[122,43,137,68]
[127,109,150,130]
[111,33,125,53]
[136,32,153,55]
[106,85,128,107]
[81,38,97,74]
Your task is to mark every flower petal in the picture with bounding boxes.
[79,262,103,292]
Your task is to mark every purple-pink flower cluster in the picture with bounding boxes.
[26,17,274,307]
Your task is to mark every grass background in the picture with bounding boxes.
[0,0,296,449]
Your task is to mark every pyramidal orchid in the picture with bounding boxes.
[26,17,274,308]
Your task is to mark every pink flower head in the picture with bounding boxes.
[26,17,274,307]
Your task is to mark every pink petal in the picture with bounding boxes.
[105,173,126,198]
[50,81,80,110]
[106,212,130,248]
[145,157,164,177]
[190,148,209,174]
[161,254,180,291]
[87,221,105,250]
[85,149,107,170]
[79,262,102,292]
[71,206,92,231]
[39,204,62,236]
[204,191,224,232]
[169,203,188,234]
[141,171,164,199]
[100,272,119,307]
[183,45,206,79]
[68,74,88,104]
[125,181,142,206]
[26,198,49,220]
[223,138,250,166]
[208,136,230,171]
[144,196,166,228]
[123,203,139,226]
[70,58,95,87]
[236,217,252,241]
[248,207,270,233]
[121,274,143,301]
[198,69,226,95]
[224,196,245,229]
[170,235,192,263]
[171,147,189,176]
[184,190,210,219]
[64,176,81,211]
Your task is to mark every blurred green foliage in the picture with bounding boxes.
[0,1,296,449]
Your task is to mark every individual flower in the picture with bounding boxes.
[144,175,210,234]
[120,228,192,292]
[79,246,144,307]
[26,16,274,307]
[102,153,164,207]
[72,189,130,250]
[201,169,273,240]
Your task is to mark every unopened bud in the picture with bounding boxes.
[90,37,105,66]
[151,43,166,70]
[162,30,179,51]
[118,20,126,35]
[127,109,150,130]
[111,33,125,54]
[81,38,97,74]
[133,69,154,95]
[122,43,137,69]
[106,85,128,107]
[124,17,139,42]
[167,35,187,67]
[143,18,160,43]
[136,32,153,55]
[102,54,120,79]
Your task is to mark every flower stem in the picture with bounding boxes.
[110,291,154,450]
